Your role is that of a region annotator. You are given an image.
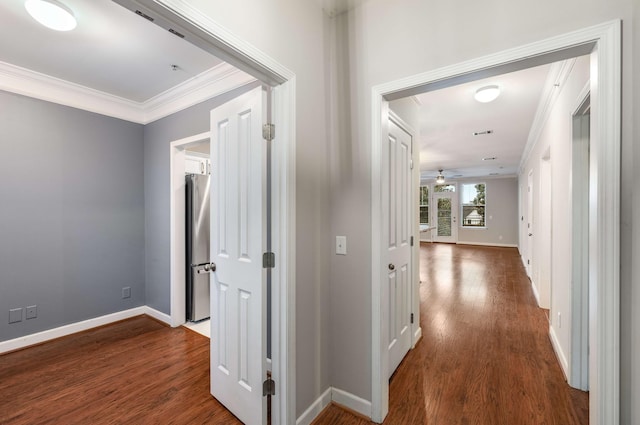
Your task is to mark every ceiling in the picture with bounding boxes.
[416,63,552,181]
[0,0,223,102]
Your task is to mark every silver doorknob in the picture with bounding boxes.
[204,264,210,272]
[388,263,395,271]
[210,262,216,272]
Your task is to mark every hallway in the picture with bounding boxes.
[315,243,588,424]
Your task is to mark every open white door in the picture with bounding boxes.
[210,86,267,425]
[387,117,413,378]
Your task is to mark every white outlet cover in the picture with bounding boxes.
[336,236,347,255]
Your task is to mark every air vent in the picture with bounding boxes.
[483,157,497,161]
[473,130,494,136]
[168,28,185,38]
[135,10,154,22]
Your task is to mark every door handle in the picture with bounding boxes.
[529,233,533,236]
[388,263,395,271]
[196,262,217,274]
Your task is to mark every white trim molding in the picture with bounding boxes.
[456,241,518,248]
[518,58,577,173]
[0,306,171,354]
[331,387,372,419]
[371,20,620,425]
[296,388,332,425]
[549,325,570,380]
[0,61,255,124]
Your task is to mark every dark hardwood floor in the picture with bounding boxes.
[314,243,588,425]
[0,316,241,425]
[0,243,588,424]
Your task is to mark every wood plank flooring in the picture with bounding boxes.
[0,316,241,425]
[0,244,588,424]
[314,243,588,424]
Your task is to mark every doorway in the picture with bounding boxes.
[371,21,620,425]
[432,185,458,244]
[113,1,297,423]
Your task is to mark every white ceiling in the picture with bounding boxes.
[416,63,552,181]
[0,0,223,102]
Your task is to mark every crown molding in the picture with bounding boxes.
[518,58,577,173]
[0,61,256,124]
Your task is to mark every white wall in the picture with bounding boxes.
[519,56,590,377]
[330,0,637,421]
[181,0,332,416]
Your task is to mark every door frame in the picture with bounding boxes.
[570,83,591,391]
[170,132,211,329]
[432,185,458,243]
[115,1,298,423]
[527,169,534,278]
[371,21,620,424]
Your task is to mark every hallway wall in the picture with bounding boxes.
[519,55,590,379]
[179,0,333,417]
[328,1,637,422]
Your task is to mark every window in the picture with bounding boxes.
[419,186,429,224]
[461,183,486,227]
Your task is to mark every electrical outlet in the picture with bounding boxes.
[9,308,22,324]
[336,236,347,255]
[26,305,37,320]
[122,287,131,299]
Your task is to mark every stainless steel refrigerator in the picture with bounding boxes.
[186,173,211,322]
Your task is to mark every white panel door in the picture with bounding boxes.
[387,118,412,378]
[210,86,266,425]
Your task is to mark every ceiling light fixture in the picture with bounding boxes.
[436,170,445,184]
[25,0,77,31]
[474,85,500,103]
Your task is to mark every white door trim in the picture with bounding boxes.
[371,20,620,424]
[116,1,297,423]
[169,132,211,328]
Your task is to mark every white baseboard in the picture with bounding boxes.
[0,305,172,354]
[331,387,372,419]
[296,387,373,425]
[296,387,332,425]
[531,280,541,306]
[413,326,422,347]
[456,241,518,248]
[549,325,569,381]
[143,306,172,325]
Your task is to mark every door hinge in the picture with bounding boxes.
[263,252,275,269]
[410,236,414,246]
[410,313,414,324]
[527,259,530,265]
[410,160,414,169]
[263,378,276,396]
[263,123,275,141]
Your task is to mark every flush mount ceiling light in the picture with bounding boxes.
[436,169,445,184]
[25,0,77,31]
[474,85,500,103]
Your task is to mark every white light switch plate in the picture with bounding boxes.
[336,236,347,255]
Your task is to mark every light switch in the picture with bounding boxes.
[336,236,347,255]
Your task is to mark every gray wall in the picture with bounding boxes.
[0,91,145,342]
[142,82,259,314]
[456,177,518,246]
